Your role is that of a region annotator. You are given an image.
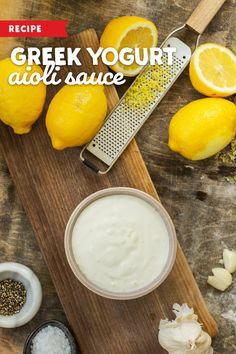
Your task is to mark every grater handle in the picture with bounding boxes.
[186,0,226,34]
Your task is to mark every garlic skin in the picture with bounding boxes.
[158,304,213,354]
[223,249,236,274]
[207,267,232,291]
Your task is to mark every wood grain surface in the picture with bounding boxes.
[186,0,227,34]
[0,1,235,353]
[0,28,218,353]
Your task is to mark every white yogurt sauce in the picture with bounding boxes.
[72,194,170,293]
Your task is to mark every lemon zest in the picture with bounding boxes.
[124,62,172,109]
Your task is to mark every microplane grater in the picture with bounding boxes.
[80,0,227,174]
[81,37,191,173]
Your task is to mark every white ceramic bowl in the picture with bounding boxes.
[0,262,42,328]
[65,187,177,300]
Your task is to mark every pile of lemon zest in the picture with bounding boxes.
[217,138,236,163]
[124,63,172,110]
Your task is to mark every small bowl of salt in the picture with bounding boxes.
[23,320,77,354]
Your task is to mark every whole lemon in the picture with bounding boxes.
[46,84,107,150]
[168,98,236,160]
[0,58,46,134]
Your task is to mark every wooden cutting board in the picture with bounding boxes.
[0,29,218,353]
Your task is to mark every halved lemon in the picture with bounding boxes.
[100,16,158,77]
[190,43,236,97]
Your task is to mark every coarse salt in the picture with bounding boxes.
[31,325,71,354]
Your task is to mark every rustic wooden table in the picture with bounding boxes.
[0,0,235,353]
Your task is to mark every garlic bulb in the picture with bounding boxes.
[158,304,213,354]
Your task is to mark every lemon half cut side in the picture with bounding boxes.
[100,16,158,77]
[190,43,236,97]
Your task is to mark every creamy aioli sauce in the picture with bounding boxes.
[72,194,170,293]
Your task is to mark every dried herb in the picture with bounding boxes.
[0,279,27,316]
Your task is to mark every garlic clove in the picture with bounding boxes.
[195,331,213,354]
[207,267,232,291]
[205,346,213,354]
[223,249,236,274]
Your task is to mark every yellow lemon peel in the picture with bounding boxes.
[46,84,107,150]
[0,58,46,134]
[168,98,236,160]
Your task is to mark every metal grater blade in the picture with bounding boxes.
[81,37,191,173]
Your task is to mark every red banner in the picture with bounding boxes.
[0,20,68,37]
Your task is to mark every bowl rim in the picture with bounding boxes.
[65,187,177,300]
[23,320,77,354]
[0,262,42,328]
